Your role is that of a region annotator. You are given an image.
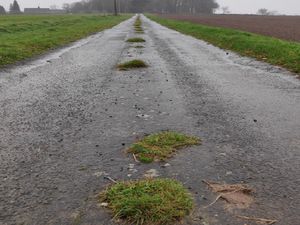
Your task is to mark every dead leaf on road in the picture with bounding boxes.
[203,180,254,209]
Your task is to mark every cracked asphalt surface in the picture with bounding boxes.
[0,15,299,225]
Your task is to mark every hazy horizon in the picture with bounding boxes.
[1,0,300,15]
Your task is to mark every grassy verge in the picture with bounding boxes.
[147,14,300,74]
[0,14,131,67]
[117,59,147,70]
[128,131,200,163]
[100,178,193,225]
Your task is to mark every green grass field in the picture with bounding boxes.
[147,15,300,74]
[0,14,130,67]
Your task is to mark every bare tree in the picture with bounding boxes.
[62,3,70,12]
[50,5,58,10]
[221,6,230,14]
[114,0,118,15]
[10,0,21,14]
[0,5,6,14]
[268,10,279,15]
[257,8,270,15]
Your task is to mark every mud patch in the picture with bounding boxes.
[203,180,253,209]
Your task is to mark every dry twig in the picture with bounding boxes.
[104,176,117,183]
[133,153,139,162]
[204,194,222,208]
[236,215,277,225]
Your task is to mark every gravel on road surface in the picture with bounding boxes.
[0,15,299,225]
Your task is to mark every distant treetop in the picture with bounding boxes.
[10,0,21,14]
[0,5,6,14]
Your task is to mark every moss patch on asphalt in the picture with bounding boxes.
[100,178,193,225]
[126,37,146,43]
[134,45,145,48]
[128,131,200,163]
[117,59,147,70]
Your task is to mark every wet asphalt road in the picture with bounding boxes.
[0,15,299,225]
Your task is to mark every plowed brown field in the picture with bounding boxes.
[161,14,300,42]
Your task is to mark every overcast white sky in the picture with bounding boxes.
[1,0,300,15]
[217,0,300,15]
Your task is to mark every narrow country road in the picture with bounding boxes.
[0,15,299,225]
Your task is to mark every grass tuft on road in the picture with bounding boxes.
[0,14,131,68]
[135,28,144,34]
[117,59,147,70]
[100,178,194,225]
[128,131,200,163]
[147,14,300,74]
[134,15,142,27]
[134,16,144,33]
[126,37,146,42]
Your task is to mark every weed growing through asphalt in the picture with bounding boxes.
[117,59,147,70]
[126,37,146,43]
[128,131,200,163]
[134,45,145,48]
[100,178,194,225]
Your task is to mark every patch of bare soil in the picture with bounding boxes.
[161,14,300,42]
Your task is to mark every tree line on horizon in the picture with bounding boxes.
[63,0,219,14]
[0,0,21,14]
[0,0,283,15]
[0,0,219,15]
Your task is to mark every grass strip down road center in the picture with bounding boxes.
[147,14,300,74]
[0,14,131,67]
